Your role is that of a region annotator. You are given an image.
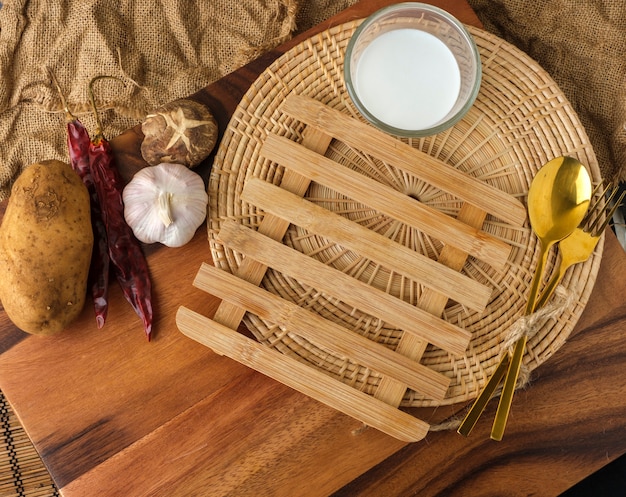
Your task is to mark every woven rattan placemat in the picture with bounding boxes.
[207,22,603,407]
[0,391,58,497]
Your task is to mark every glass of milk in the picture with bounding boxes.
[344,3,482,137]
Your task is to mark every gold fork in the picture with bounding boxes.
[534,182,625,309]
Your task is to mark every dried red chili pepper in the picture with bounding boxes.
[51,71,110,328]
[87,76,153,340]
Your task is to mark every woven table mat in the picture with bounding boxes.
[0,392,58,497]
[208,23,603,407]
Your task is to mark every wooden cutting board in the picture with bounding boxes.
[1,2,626,496]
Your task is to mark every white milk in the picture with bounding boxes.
[355,28,461,130]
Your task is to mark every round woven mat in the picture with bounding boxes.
[207,22,602,407]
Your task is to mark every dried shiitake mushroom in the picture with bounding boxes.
[140,99,218,168]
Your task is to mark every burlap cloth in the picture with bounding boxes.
[1,0,625,203]
[469,0,626,186]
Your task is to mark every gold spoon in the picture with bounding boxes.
[458,156,592,439]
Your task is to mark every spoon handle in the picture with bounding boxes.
[457,353,509,436]
[491,335,526,440]
[524,239,551,315]
[535,262,568,310]
[491,241,551,439]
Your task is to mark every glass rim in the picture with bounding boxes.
[343,2,482,138]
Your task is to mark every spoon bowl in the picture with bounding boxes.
[524,156,592,314]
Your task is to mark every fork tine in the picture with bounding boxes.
[586,183,625,235]
[579,182,608,228]
[584,182,612,229]
[594,188,626,235]
[585,183,612,233]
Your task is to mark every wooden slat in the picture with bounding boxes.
[217,219,471,356]
[176,306,431,443]
[374,203,487,406]
[280,94,527,226]
[242,177,492,311]
[212,126,334,330]
[261,133,512,270]
[193,263,450,400]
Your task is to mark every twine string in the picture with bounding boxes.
[428,285,575,432]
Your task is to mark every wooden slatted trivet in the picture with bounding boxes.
[177,94,526,442]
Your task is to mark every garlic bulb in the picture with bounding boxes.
[123,163,208,248]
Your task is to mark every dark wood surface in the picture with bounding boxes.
[335,231,626,496]
[1,1,625,496]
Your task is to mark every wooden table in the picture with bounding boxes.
[1,1,625,496]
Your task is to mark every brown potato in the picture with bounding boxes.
[0,160,93,335]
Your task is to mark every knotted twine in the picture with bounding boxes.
[428,285,577,432]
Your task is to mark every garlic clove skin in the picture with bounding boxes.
[123,163,208,248]
[157,191,174,227]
